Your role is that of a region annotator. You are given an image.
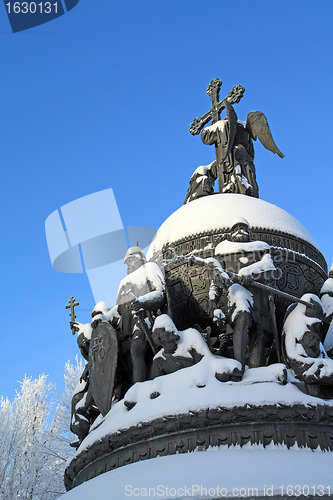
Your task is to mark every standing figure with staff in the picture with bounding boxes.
[213,219,277,371]
[189,219,280,372]
[113,246,166,384]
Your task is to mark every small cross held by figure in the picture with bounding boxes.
[66,296,79,335]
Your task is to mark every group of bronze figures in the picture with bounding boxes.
[68,223,333,448]
[66,79,333,449]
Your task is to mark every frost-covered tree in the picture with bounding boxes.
[44,357,85,495]
[0,375,53,499]
[54,357,85,441]
[0,357,84,499]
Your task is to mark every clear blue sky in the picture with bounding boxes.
[0,0,332,399]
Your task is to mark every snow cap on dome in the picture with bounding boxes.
[146,194,321,261]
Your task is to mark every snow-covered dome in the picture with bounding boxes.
[147,194,319,257]
[147,193,326,332]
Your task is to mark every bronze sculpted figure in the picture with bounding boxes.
[282,295,333,398]
[69,301,121,446]
[69,312,99,447]
[190,219,277,372]
[189,78,284,198]
[217,220,277,370]
[112,246,166,384]
[320,277,333,358]
[151,315,205,378]
[183,161,217,204]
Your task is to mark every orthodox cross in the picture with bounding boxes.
[189,78,245,192]
[66,296,79,335]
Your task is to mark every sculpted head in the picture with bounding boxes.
[123,246,146,274]
[304,297,325,321]
[230,218,251,243]
[153,328,180,354]
[152,315,180,354]
[300,329,321,358]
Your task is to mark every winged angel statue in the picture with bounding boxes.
[186,79,284,201]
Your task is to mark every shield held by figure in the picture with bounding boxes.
[89,322,118,417]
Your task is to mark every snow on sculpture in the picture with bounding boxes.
[189,78,284,198]
[114,246,166,383]
[188,218,277,372]
[63,77,333,492]
[69,305,108,446]
[68,246,166,445]
[214,219,277,370]
[320,278,333,357]
[183,161,217,204]
[282,294,333,398]
[150,314,242,382]
[90,246,166,384]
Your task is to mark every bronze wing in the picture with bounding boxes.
[246,111,284,158]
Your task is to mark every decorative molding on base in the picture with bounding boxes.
[65,404,333,491]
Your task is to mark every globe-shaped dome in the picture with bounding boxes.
[147,194,327,331]
[147,194,320,256]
